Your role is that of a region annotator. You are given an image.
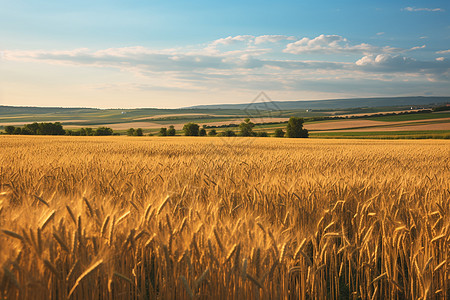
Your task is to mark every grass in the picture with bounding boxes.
[0,136,448,299]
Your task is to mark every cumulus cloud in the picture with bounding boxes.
[355,54,450,79]
[208,35,254,47]
[204,35,297,54]
[4,46,351,74]
[3,35,449,94]
[403,7,445,12]
[356,54,414,68]
[436,49,450,54]
[283,34,398,55]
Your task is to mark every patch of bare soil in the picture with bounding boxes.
[305,120,392,131]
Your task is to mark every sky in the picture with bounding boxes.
[0,0,449,108]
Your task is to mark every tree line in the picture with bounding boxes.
[3,123,114,136]
[155,117,308,138]
[2,117,308,138]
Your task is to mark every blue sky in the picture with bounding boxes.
[1,0,449,108]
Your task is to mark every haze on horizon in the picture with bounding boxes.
[1,0,449,109]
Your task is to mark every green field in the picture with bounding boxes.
[365,112,450,122]
[310,130,450,139]
[1,103,449,139]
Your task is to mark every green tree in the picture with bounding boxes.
[167,125,176,136]
[127,128,135,136]
[159,127,168,136]
[54,122,65,135]
[4,126,15,135]
[38,122,65,135]
[286,117,308,138]
[239,118,255,136]
[13,127,22,135]
[257,131,269,137]
[432,105,450,112]
[80,128,94,136]
[183,123,199,136]
[199,128,206,136]
[274,128,285,137]
[208,129,217,136]
[86,128,94,136]
[135,128,143,136]
[95,127,113,136]
[218,129,236,137]
[23,122,39,135]
[21,127,33,135]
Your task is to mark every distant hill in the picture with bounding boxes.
[1,97,448,115]
[0,106,99,115]
[187,96,450,110]
[1,96,449,130]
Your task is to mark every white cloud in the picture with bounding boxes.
[436,49,450,54]
[208,35,254,47]
[403,7,445,12]
[283,34,398,55]
[436,57,445,61]
[5,46,352,74]
[201,34,403,57]
[204,35,297,54]
[254,35,296,44]
[284,35,346,54]
[356,54,411,67]
[355,54,450,79]
[376,32,385,36]
[410,45,426,51]
[4,35,449,96]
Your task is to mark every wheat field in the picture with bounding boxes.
[0,136,448,299]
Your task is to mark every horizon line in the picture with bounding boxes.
[1,95,449,110]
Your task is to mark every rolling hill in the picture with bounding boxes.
[187,96,450,110]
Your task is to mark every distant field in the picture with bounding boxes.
[305,118,450,132]
[249,114,450,138]
[365,112,450,122]
[305,120,392,131]
[310,130,450,139]
[1,105,450,139]
[336,122,450,132]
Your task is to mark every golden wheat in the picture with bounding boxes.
[0,136,448,299]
